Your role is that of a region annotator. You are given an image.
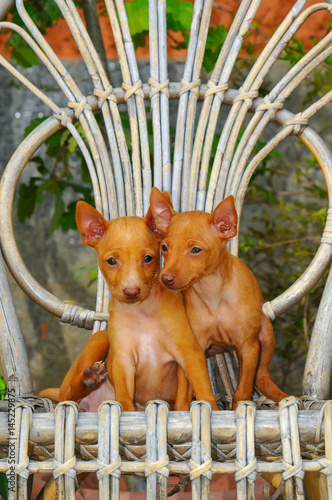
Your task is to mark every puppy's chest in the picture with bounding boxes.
[188,300,237,349]
[112,313,173,364]
[135,331,170,364]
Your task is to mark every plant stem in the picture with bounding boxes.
[261,236,320,249]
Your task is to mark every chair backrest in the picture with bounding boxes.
[2,2,332,500]
[0,0,332,403]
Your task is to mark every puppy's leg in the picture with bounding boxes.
[232,340,260,410]
[108,354,135,412]
[255,315,288,403]
[175,340,218,411]
[59,330,109,401]
[174,366,191,411]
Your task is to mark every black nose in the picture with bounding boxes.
[161,273,175,285]
[123,287,140,299]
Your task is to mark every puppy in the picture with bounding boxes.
[39,201,218,412]
[149,187,288,410]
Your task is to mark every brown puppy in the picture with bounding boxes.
[40,201,218,411]
[149,187,288,410]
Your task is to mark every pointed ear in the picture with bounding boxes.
[76,201,108,247]
[211,196,238,239]
[160,190,174,208]
[144,208,165,240]
[149,187,176,234]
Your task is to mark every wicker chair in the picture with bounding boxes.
[0,0,332,498]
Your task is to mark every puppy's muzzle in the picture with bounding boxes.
[161,273,175,286]
[123,287,141,300]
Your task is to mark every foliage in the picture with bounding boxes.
[4,0,72,66]
[235,33,331,385]
[17,118,94,233]
[74,264,98,287]
[239,147,328,389]
[120,0,194,51]
[0,473,8,500]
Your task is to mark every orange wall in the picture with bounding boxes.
[0,0,330,59]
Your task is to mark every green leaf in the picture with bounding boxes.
[242,234,257,248]
[203,25,228,72]
[36,190,45,204]
[325,55,332,66]
[124,0,149,38]
[74,267,87,281]
[59,129,71,147]
[124,0,193,50]
[57,200,88,232]
[24,117,47,137]
[48,190,65,234]
[57,210,78,232]
[47,129,67,148]
[10,41,40,67]
[43,0,62,23]
[74,264,98,286]
[0,473,8,500]
[0,377,6,401]
[280,37,306,67]
[132,31,149,50]
[167,0,193,34]
[17,179,38,222]
[312,207,327,222]
[68,135,78,154]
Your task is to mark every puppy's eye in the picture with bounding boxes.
[161,244,168,252]
[107,257,117,266]
[191,247,202,254]
[143,255,153,263]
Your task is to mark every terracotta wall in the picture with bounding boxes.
[0,0,330,59]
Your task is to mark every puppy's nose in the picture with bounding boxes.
[123,287,141,299]
[161,273,175,285]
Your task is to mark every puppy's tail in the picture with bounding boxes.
[38,388,61,402]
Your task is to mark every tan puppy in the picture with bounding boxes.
[149,187,288,410]
[40,201,218,411]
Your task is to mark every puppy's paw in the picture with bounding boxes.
[120,399,135,412]
[83,361,107,389]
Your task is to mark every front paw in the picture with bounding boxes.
[119,399,135,412]
[209,399,219,411]
[83,361,107,389]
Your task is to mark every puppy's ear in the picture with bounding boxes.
[144,208,165,240]
[161,190,174,208]
[76,201,108,247]
[149,187,175,234]
[211,195,238,239]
